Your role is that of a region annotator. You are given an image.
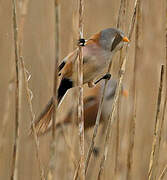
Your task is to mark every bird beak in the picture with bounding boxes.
[122,36,130,43]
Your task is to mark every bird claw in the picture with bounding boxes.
[103,73,111,80]
[94,73,111,84]
[78,38,86,46]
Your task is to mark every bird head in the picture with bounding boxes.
[99,28,129,52]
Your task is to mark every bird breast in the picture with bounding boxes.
[82,45,113,83]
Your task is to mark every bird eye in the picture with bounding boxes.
[111,33,122,51]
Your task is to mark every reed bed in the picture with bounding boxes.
[0,0,166,180]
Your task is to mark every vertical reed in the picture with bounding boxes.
[158,164,167,180]
[21,60,45,180]
[77,0,85,179]
[115,0,127,176]
[48,0,60,179]
[85,0,126,172]
[85,63,112,174]
[16,0,45,179]
[97,0,140,179]
[158,4,167,180]
[148,1,167,179]
[148,65,165,180]
[126,1,141,179]
[11,0,21,179]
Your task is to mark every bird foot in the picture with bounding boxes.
[78,38,86,46]
[94,73,111,84]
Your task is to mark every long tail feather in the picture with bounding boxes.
[32,97,54,135]
[31,78,73,136]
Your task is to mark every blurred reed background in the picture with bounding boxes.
[0,0,166,179]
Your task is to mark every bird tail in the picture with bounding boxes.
[31,77,73,136]
[31,97,54,135]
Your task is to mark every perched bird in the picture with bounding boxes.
[58,28,129,102]
[34,78,128,135]
[33,28,129,135]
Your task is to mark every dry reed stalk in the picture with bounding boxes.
[11,0,21,179]
[60,125,78,167]
[156,83,166,177]
[48,0,60,179]
[150,4,167,179]
[70,1,79,175]
[158,164,167,180]
[73,162,80,180]
[114,55,123,177]
[115,0,127,176]
[77,0,85,179]
[97,58,126,180]
[157,8,167,180]
[114,103,120,176]
[97,0,140,179]
[162,0,167,137]
[158,21,167,180]
[21,58,45,180]
[148,65,165,180]
[16,1,45,179]
[85,60,113,174]
[114,51,124,177]
[126,1,141,179]
[85,0,127,174]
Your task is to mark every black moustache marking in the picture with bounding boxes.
[111,33,122,51]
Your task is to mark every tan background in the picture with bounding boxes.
[0,0,166,179]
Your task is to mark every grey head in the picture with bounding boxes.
[99,28,129,52]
